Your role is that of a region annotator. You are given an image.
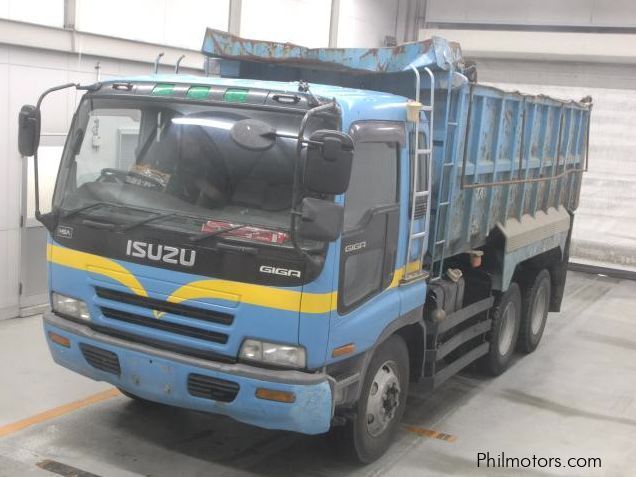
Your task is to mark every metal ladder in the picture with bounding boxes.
[402,65,435,283]
[430,68,460,278]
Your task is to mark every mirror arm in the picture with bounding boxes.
[35,82,79,109]
[31,82,99,229]
[290,99,339,262]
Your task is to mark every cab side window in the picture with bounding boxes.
[344,142,399,229]
[340,134,400,311]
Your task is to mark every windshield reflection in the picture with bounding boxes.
[53,97,336,246]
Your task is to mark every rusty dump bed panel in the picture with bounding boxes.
[201,29,591,262]
[431,83,591,260]
[202,28,463,74]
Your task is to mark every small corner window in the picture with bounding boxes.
[344,141,399,230]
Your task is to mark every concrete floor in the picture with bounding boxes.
[1,270,635,477]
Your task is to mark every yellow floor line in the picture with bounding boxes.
[403,424,458,442]
[0,388,120,439]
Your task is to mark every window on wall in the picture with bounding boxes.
[75,0,230,49]
[0,0,64,27]
[74,109,141,186]
[240,0,331,47]
[344,141,399,229]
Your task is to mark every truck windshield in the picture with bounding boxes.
[53,96,335,245]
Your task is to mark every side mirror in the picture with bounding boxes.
[303,130,353,195]
[298,197,343,242]
[18,105,41,157]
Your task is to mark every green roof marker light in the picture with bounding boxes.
[152,84,176,96]
[186,86,211,99]
[224,88,249,103]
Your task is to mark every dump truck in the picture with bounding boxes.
[18,31,591,463]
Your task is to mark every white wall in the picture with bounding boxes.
[421,0,636,271]
[238,0,401,48]
[76,0,230,50]
[2,0,403,53]
[420,28,636,65]
[0,41,200,320]
[0,44,19,319]
[336,0,399,47]
[240,0,332,47]
[473,61,636,271]
[0,0,64,27]
[0,0,400,319]
[425,0,636,27]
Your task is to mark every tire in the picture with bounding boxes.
[479,283,522,376]
[334,335,409,464]
[518,269,551,353]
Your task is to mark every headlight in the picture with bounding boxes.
[239,339,306,369]
[51,292,90,321]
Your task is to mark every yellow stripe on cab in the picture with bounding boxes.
[47,244,420,315]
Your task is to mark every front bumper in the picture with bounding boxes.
[43,311,333,435]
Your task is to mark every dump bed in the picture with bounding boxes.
[202,30,591,274]
[429,83,590,266]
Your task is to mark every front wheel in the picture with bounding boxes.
[334,335,409,464]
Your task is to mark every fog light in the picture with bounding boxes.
[51,292,90,321]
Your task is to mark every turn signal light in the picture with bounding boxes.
[48,331,70,348]
[255,388,296,403]
[332,343,356,358]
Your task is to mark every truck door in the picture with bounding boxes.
[334,122,403,346]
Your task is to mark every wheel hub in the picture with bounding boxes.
[366,361,401,437]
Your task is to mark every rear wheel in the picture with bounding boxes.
[334,335,409,464]
[479,283,521,376]
[518,269,551,353]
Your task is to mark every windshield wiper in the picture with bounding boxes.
[60,202,114,219]
[63,202,277,250]
[117,212,178,232]
[188,224,252,244]
[61,202,178,233]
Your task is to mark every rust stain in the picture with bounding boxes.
[360,48,379,59]
[403,424,458,443]
[203,29,445,75]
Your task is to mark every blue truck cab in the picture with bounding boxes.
[19,32,590,463]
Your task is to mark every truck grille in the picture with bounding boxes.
[80,343,121,375]
[187,373,240,402]
[89,324,235,363]
[101,307,229,344]
[95,287,233,326]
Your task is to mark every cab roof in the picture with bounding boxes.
[97,74,411,123]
